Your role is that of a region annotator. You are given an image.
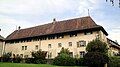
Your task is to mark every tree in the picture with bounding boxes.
[106,0,120,8]
[84,39,109,67]
[31,49,47,64]
[86,39,108,54]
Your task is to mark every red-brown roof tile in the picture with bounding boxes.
[6,16,108,40]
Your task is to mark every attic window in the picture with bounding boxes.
[57,35,64,39]
[70,33,77,37]
[84,31,92,35]
[41,37,47,40]
[48,35,55,40]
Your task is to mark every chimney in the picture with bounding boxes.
[18,26,21,30]
[53,18,56,24]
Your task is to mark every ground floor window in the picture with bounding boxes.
[69,52,73,57]
[80,51,85,58]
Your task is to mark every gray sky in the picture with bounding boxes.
[0,0,120,44]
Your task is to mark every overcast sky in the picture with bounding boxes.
[0,0,120,44]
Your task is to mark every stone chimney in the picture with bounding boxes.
[18,26,21,30]
[53,18,56,24]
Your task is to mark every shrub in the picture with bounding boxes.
[25,58,34,63]
[53,48,76,66]
[108,56,120,67]
[53,53,75,66]
[2,52,12,62]
[75,58,85,66]
[13,55,22,63]
[31,49,47,64]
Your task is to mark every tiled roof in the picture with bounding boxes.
[6,16,108,40]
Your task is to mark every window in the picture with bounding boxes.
[20,54,23,57]
[84,31,92,35]
[48,44,51,48]
[80,51,85,58]
[35,45,38,50]
[16,54,19,57]
[48,36,55,40]
[57,35,64,39]
[70,33,77,37]
[22,46,24,50]
[24,55,28,58]
[25,46,27,50]
[69,52,73,57]
[77,41,86,47]
[58,43,62,47]
[68,42,72,46]
[48,52,52,59]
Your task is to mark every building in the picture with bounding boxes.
[107,38,120,56]
[5,16,109,58]
[0,35,4,57]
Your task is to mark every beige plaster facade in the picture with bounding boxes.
[5,30,107,58]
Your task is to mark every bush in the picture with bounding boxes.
[31,49,47,64]
[75,58,85,66]
[25,58,34,63]
[53,53,75,66]
[13,56,22,63]
[2,52,12,62]
[108,56,120,67]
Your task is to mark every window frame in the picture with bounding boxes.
[58,43,62,47]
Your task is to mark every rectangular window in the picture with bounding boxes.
[77,41,86,47]
[48,44,51,48]
[84,31,92,35]
[20,54,23,58]
[80,51,85,58]
[58,43,62,47]
[70,33,77,37]
[25,46,27,50]
[22,46,24,50]
[48,36,55,40]
[69,52,73,57]
[57,35,64,39]
[68,42,72,46]
[35,45,38,50]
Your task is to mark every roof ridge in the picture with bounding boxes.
[18,16,91,31]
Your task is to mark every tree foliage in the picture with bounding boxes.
[59,47,70,55]
[84,52,109,67]
[84,39,109,67]
[53,47,75,66]
[108,56,120,67]
[106,0,120,8]
[86,39,108,54]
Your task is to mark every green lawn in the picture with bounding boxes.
[0,63,85,67]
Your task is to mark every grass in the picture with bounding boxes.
[0,62,85,67]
